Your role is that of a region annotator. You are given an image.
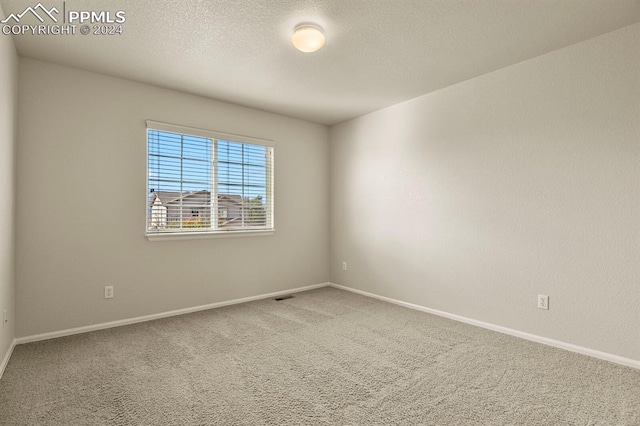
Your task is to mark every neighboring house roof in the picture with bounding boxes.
[149,191,263,226]
[150,191,183,204]
[218,194,243,205]
[151,191,244,206]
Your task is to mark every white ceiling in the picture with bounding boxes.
[2,0,640,125]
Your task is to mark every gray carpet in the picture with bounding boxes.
[1,287,639,425]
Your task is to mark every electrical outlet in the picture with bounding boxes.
[104,286,114,299]
[537,294,549,310]
[342,261,347,271]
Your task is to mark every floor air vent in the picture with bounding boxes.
[275,295,294,301]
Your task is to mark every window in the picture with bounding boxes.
[146,121,274,238]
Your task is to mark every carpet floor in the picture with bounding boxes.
[1,287,639,425]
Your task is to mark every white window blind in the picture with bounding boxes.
[146,121,274,236]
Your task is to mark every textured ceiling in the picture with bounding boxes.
[2,0,640,125]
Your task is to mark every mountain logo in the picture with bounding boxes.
[1,3,59,24]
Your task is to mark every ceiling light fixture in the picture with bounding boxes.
[292,24,325,53]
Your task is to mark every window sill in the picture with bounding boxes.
[146,229,275,241]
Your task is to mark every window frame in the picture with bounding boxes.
[145,120,275,241]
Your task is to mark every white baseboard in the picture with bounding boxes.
[329,283,640,370]
[13,281,639,370]
[0,339,16,380]
[15,282,331,345]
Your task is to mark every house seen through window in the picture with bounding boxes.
[147,122,274,236]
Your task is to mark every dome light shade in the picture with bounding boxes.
[292,24,325,53]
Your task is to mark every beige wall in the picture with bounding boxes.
[0,4,18,362]
[16,59,329,337]
[330,24,640,360]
